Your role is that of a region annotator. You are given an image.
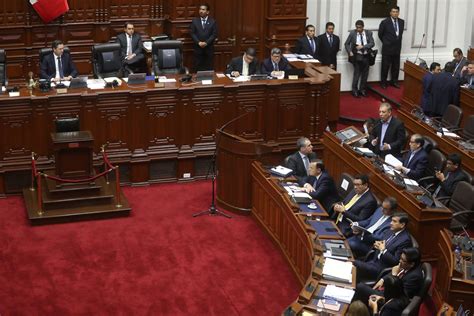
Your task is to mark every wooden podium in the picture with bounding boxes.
[216,129,273,214]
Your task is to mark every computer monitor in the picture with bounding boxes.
[196,70,214,81]
[69,76,88,89]
[128,73,146,85]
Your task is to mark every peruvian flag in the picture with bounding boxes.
[30,0,69,23]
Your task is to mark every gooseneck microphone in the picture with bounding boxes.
[414,33,426,64]
[432,39,435,64]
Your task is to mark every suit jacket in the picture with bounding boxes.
[190,16,218,47]
[285,151,317,185]
[115,33,144,61]
[421,72,434,112]
[260,57,291,75]
[382,265,423,299]
[305,171,340,211]
[378,296,410,316]
[356,206,392,241]
[294,36,318,58]
[369,117,406,157]
[460,73,474,88]
[316,33,340,67]
[368,229,412,270]
[225,56,260,75]
[429,72,460,116]
[344,30,375,58]
[40,52,78,80]
[402,149,428,180]
[337,189,377,235]
[378,17,405,55]
[453,57,468,79]
[434,168,470,198]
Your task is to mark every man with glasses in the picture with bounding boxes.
[395,134,428,181]
[285,137,317,185]
[225,47,260,77]
[261,47,291,76]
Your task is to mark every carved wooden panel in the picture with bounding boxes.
[0,102,34,160]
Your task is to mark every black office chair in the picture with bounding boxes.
[401,262,433,316]
[39,47,71,65]
[55,116,80,133]
[437,181,474,232]
[432,104,463,130]
[336,173,355,200]
[422,135,438,153]
[418,149,447,190]
[152,40,187,75]
[91,43,122,79]
[452,115,474,142]
[0,49,7,86]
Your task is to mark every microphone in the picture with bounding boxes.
[218,111,251,132]
[432,39,435,64]
[414,33,425,64]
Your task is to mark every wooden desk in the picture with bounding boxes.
[0,73,335,196]
[398,108,474,176]
[402,61,474,128]
[433,229,474,312]
[322,132,452,262]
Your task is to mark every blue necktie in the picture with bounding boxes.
[393,19,398,33]
[309,38,315,53]
[57,57,64,78]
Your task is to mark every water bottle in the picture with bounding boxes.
[454,245,462,271]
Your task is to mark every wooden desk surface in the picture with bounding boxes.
[322,131,452,262]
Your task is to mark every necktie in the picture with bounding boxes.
[303,156,310,175]
[57,57,64,78]
[274,62,279,71]
[385,233,396,246]
[202,19,206,29]
[393,19,398,34]
[309,38,315,53]
[397,269,406,278]
[336,193,360,224]
[329,34,333,47]
[359,33,364,46]
[127,35,132,55]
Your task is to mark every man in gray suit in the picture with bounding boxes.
[115,22,145,75]
[345,20,375,98]
[452,48,468,80]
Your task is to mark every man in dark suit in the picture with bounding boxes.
[353,212,413,281]
[190,3,218,72]
[294,24,318,59]
[395,134,428,181]
[353,247,423,304]
[303,161,339,211]
[316,22,340,70]
[333,174,378,234]
[369,103,406,158]
[225,47,260,77]
[344,20,375,97]
[433,153,470,198]
[428,62,460,116]
[261,47,291,76]
[378,6,405,89]
[40,40,78,82]
[460,60,474,89]
[452,48,469,80]
[348,197,397,258]
[285,137,317,185]
[421,62,441,113]
[115,22,145,75]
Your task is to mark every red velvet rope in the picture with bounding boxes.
[41,168,113,183]
[102,150,115,170]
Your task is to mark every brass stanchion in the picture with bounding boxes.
[36,173,43,216]
[114,166,122,208]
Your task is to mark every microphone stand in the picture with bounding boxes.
[192,112,250,218]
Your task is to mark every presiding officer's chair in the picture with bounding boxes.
[55,116,80,133]
[0,49,7,86]
[91,43,122,79]
[39,46,71,65]
[152,40,187,75]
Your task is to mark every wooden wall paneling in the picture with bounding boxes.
[232,85,267,142]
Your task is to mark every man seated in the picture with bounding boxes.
[353,212,412,281]
[395,134,428,181]
[225,47,260,77]
[261,47,291,76]
[285,137,316,185]
[353,247,423,304]
[115,22,145,75]
[433,153,470,198]
[368,103,406,158]
[460,60,474,89]
[348,196,397,258]
[302,161,339,211]
[40,40,78,82]
[333,174,377,234]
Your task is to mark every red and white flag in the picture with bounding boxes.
[30,0,69,24]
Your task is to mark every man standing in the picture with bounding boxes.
[369,103,406,158]
[294,25,318,59]
[40,40,78,82]
[115,22,144,75]
[316,22,340,70]
[378,6,404,89]
[225,48,260,77]
[190,3,218,72]
[421,62,441,113]
[345,20,375,98]
[261,47,291,76]
[428,62,460,116]
[285,137,317,185]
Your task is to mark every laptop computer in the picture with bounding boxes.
[196,70,214,81]
[69,76,88,89]
[128,73,146,85]
[285,68,305,78]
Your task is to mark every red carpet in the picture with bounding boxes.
[0,182,300,315]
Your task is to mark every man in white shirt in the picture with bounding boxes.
[225,47,260,77]
[115,22,145,76]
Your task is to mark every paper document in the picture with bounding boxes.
[385,154,402,168]
[323,284,355,304]
[271,165,293,177]
[303,59,319,63]
[292,192,312,199]
[158,76,177,83]
[404,178,419,186]
[322,258,352,284]
[283,54,297,58]
[354,147,373,154]
[215,73,226,78]
[341,179,349,191]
